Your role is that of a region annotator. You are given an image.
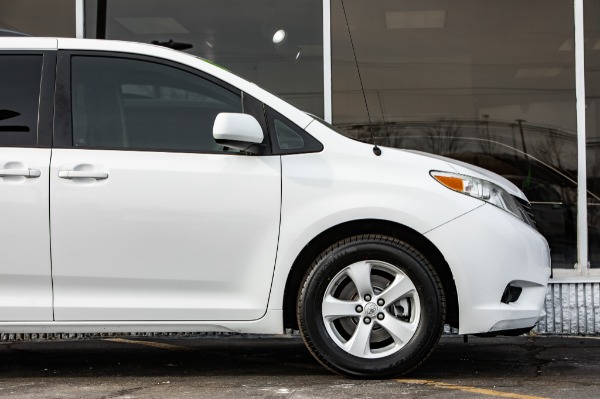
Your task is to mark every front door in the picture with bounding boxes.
[50,53,281,321]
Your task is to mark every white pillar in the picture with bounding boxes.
[75,0,85,38]
[574,0,589,274]
[323,0,332,123]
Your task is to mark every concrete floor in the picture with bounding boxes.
[0,334,598,398]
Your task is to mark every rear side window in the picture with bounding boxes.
[71,56,242,153]
[0,55,43,146]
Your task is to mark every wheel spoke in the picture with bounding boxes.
[318,257,426,361]
[344,320,374,357]
[322,295,360,321]
[345,261,374,299]
[377,314,418,345]
[378,274,416,305]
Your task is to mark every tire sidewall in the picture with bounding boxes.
[299,237,444,378]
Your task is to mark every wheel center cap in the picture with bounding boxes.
[364,302,378,317]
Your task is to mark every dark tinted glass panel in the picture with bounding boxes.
[274,120,305,150]
[85,0,324,117]
[332,1,577,269]
[266,107,323,154]
[585,0,600,268]
[71,56,242,152]
[0,55,43,146]
[0,0,75,37]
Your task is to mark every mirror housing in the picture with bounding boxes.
[213,113,265,154]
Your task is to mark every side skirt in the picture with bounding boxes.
[0,310,283,335]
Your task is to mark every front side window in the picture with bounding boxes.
[71,56,242,153]
[0,54,43,146]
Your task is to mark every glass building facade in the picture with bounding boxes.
[0,0,597,277]
[84,0,324,118]
[0,0,75,37]
[331,1,593,272]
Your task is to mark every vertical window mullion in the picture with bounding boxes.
[323,0,332,123]
[575,0,589,275]
[75,0,85,38]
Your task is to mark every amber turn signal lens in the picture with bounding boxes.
[433,175,464,192]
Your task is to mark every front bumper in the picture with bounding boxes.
[425,203,551,335]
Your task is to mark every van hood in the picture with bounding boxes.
[402,150,528,202]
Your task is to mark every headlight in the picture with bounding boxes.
[430,171,525,222]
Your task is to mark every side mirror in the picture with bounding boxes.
[213,113,264,154]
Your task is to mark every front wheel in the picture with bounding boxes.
[297,235,445,378]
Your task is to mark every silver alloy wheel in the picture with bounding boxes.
[321,260,421,359]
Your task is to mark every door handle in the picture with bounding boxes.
[58,170,109,180]
[0,168,41,178]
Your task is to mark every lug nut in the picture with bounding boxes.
[364,294,372,301]
[377,312,385,320]
[364,317,371,324]
[355,305,363,313]
[377,298,385,306]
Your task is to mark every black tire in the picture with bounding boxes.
[297,234,445,378]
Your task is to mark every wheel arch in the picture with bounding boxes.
[282,219,459,331]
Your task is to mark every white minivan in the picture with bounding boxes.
[0,37,550,377]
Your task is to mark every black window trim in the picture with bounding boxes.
[0,50,55,148]
[54,50,272,155]
[242,92,272,155]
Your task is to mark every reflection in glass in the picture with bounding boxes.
[0,0,75,37]
[71,56,242,152]
[332,0,579,269]
[84,0,324,117]
[585,0,600,268]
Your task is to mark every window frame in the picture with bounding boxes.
[0,51,55,148]
[54,50,270,155]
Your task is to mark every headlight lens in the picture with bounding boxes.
[430,171,525,222]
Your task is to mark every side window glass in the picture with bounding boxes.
[274,119,304,150]
[266,107,323,154]
[0,55,43,146]
[71,56,242,153]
